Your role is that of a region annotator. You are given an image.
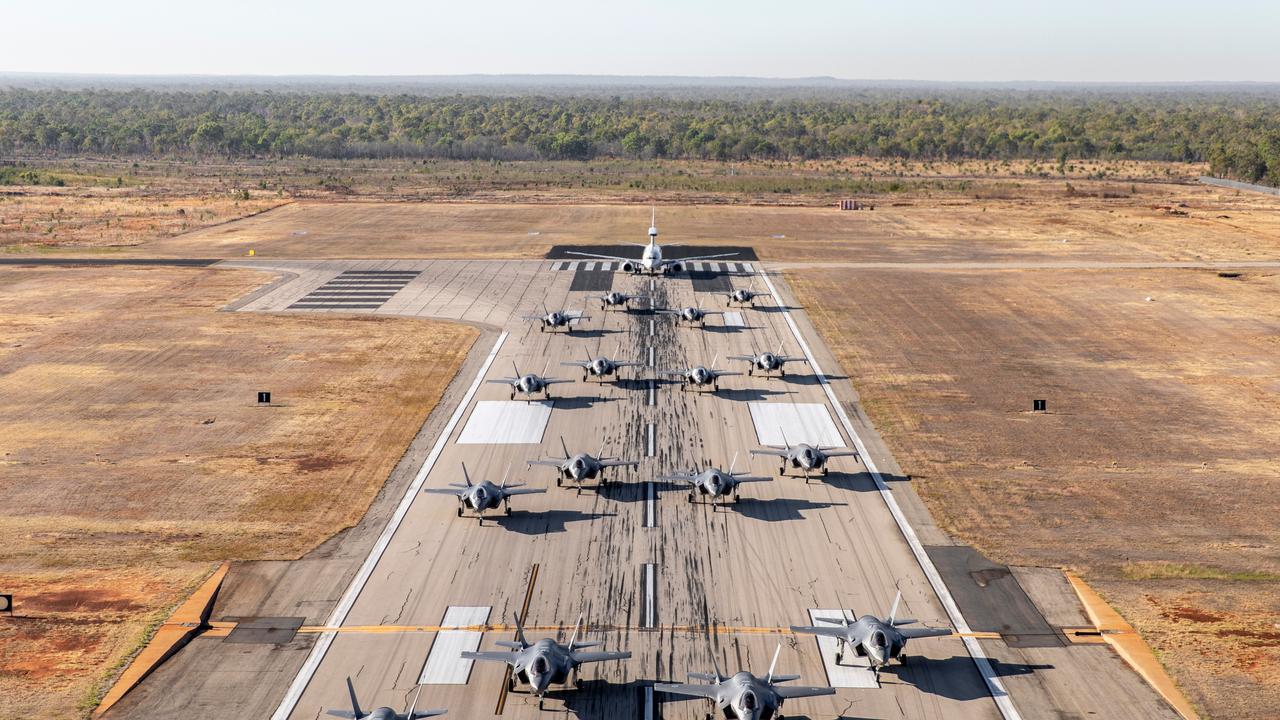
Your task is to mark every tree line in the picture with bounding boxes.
[1,88,1278,185]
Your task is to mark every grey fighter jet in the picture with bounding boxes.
[488,362,571,401]
[598,291,650,311]
[790,591,952,675]
[655,644,835,720]
[728,346,809,377]
[657,305,721,327]
[659,357,741,393]
[751,429,859,481]
[462,613,631,709]
[660,453,771,509]
[524,305,591,333]
[422,463,545,524]
[721,279,762,307]
[527,436,640,488]
[560,348,644,382]
[326,677,446,719]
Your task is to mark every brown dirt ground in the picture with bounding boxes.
[131,177,1280,262]
[788,267,1280,719]
[0,266,477,718]
[0,187,284,253]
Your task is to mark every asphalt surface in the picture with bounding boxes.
[105,258,1181,720]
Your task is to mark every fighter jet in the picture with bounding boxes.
[524,305,590,333]
[559,348,643,382]
[565,208,739,275]
[528,436,640,488]
[463,613,631,709]
[751,429,859,481]
[325,677,446,719]
[597,290,650,311]
[790,591,952,675]
[655,644,835,720]
[721,279,762,307]
[728,346,809,377]
[656,304,721,327]
[422,463,545,524]
[660,453,771,509]
[488,362,571,401]
[659,357,741,393]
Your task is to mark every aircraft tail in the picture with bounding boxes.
[887,590,902,625]
[345,677,365,719]
[512,612,529,647]
[567,614,583,651]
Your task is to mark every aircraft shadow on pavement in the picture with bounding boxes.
[595,480,686,503]
[775,371,851,386]
[753,303,806,313]
[701,323,761,334]
[494,509,616,535]
[554,678,647,719]
[729,496,846,521]
[881,655,1053,701]
[716,386,792,402]
[808,468,890,489]
[565,327,618,339]
[551,395,617,410]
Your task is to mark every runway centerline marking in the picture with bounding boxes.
[642,563,657,629]
[646,423,655,457]
[647,380,656,407]
[649,318,655,335]
[757,268,1022,720]
[269,331,509,720]
[648,346,655,367]
[644,482,656,528]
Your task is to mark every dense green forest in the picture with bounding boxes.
[1,88,1278,185]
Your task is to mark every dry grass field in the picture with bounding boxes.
[0,266,476,718]
[0,186,284,253]
[789,266,1280,719]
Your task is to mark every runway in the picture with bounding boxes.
[105,258,1181,720]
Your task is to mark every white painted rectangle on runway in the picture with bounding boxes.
[748,402,845,447]
[807,609,879,688]
[457,401,553,444]
[419,606,491,684]
[642,564,657,628]
[723,311,745,327]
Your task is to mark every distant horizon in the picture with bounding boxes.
[4,1,1279,82]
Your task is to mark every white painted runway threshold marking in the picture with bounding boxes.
[271,332,509,720]
[747,402,845,448]
[646,423,655,457]
[642,563,657,628]
[807,609,879,689]
[644,482,656,528]
[456,401,554,444]
[757,269,1023,720]
[723,311,745,327]
[419,606,491,684]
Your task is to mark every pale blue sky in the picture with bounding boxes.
[4,0,1279,81]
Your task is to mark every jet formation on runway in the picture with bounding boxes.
[338,212,955,718]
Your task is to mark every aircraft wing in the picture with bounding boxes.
[657,370,688,378]
[527,459,565,468]
[779,356,810,364]
[712,370,743,377]
[486,378,516,385]
[789,624,849,639]
[653,682,721,701]
[566,250,634,262]
[559,360,591,368]
[658,473,696,484]
[409,711,448,719]
[422,488,463,495]
[460,651,518,666]
[663,251,740,264]
[570,650,632,664]
[773,685,837,700]
[726,355,757,362]
[750,447,789,457]
[503,488,547,496]
[899,627,954,639]
[542,378,575,385]
[820,449,860,458]
[613,360,646,368]
[325,712,357,719]
[731,475,772,483]
[600,459,640,468]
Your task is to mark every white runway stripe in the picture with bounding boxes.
[419,606,492,684]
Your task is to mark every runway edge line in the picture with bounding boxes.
[757,269,1023,720]
[270,331,510,720]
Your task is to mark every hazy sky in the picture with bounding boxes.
[5,0,1279,81]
